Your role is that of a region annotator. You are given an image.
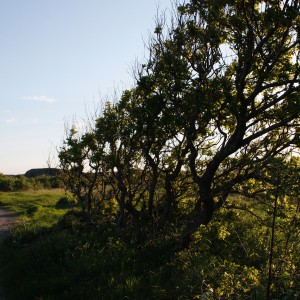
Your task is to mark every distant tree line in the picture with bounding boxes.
[59,0,299,248]
[0,174,62,192]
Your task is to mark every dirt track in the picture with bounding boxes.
[0,209,18,300]
[0,209,18,241]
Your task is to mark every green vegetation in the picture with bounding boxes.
[0,189,68,226]
[58,0,299,250]
[1,0,299,299]
[0,174,62,192]
[0,188,299,299]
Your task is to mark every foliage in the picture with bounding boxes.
[56,5,300,296]
[3,0,298,298]
[58,0,299,248]
[0,189,299,299]
[0,174,62,192]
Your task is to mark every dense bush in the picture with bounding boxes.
[0,175,15,192]
[1,197,299,299]
[0,174,63,192]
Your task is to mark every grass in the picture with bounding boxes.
[0,190,299,299]
[0,189,66,213]
[0,189,71,228]
[0,189,74,299]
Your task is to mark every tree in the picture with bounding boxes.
[95,100,148,234]
[59,126,103,219]
[58,0,299,248]
[135,0,300,248]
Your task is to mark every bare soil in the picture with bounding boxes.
[0,209,18,241]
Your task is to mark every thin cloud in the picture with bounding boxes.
[21,96,56,103]
[4,117,17,124]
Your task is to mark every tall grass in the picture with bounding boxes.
[0,191,299,299]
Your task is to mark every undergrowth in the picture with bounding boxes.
[0,191,299,299]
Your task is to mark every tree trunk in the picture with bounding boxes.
[87,195,92,222]
[180,186,215,249]
[162,175,176,223]
[125,201,142,242]
[148,167,158,219]
[266,184,279,300]
[116,189,126,232]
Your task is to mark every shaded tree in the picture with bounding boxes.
[58,126,104,219]
[58,0,299,248]
[137,0,300,248]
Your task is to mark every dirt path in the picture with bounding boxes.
[0,209,19,241]
[0,209,19,300]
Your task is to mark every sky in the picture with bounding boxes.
[0,0,172,175]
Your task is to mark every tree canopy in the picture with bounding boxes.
[59,0,299,248]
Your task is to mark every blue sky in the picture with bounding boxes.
[0,0,172,174]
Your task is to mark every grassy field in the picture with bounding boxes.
[0,189,69,228]
[0,189,72,299]
[0,191,299,299]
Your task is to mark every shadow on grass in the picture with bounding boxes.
[0,210,181,300]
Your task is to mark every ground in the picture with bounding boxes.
[0,209,18,300]
[0,209,18,241]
